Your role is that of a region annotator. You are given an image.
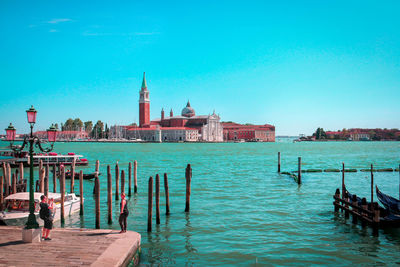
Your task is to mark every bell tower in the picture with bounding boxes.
[139,72,150,127]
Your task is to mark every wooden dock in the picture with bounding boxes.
[0,226,140,266]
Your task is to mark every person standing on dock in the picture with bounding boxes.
[39,195,54,240]
[119,193,129,233]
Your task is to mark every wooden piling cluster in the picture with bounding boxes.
[147,164,192,232]
[0,162,27,209]
[333,164,382,234]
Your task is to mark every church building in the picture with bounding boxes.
[111,73,223,142]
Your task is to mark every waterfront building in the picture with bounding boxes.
[34,130,88,141]
[110,73,223,142]
[222,122,275,142]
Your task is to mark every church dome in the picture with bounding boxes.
[181,100,195,117]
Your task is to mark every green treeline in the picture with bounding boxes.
[59,118,110,139]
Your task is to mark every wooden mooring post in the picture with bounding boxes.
[370,164,374,205]
[134,160,138,193]
[115,162,120,201]
[93,160,100,195]
[147,176,153,232]
[155,174,160,225]
[128,162,132,196]
[19,163,24,183]
[44,164,49,197]
[0,176,3,210]
[107,165,112,224]
[185,164,192,212]
[341,163,345,199]
[164,173,170,215]
[121,170,125,195]
[278,152,281,173]
[40,167,45,193]
[70,158,75,193]
[95,172,100,229]
[53,164,57,193]
[60,166,65,225]
[12,173,16,194]
[79,170,84,216]
[297,157,301,184]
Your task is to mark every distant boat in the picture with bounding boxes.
[65,171,100,180]
[1,150,89,167]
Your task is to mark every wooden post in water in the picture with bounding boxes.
[95,172,100,229]
[19,163,24,183]
[278,152,281,173]
[11,173,16,194]
[3,163,9,197]
[371,164,374,206]
[373,202,380,236]
[134,160,138,193]
[398,164,400,200]
[147,176,153,232]
[39,160,43,178]
[39,167,45,193]
[0,176,3,210]
[79,170,84,216]
[128,162,132,197]
[185,164,192,212]
[361,198,367,228]
[107,165,112,224]
[155,174,160,224]
[93,160,100,195]
[297,157,301,184]
[164,173,170,215]
[52,164,57,193]
[334,188,340,212]
[121,170,125,195]
[342,163,345,199]
[70,158,75,193]
[344,189,349,219]
[44,165,49,197]
[115,162,119,201]
[6,163,11,196]
[352,194,358,224]
[60,166,65,225]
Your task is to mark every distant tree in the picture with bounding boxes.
[54,123,59,130]
[314,128,327,140]
[84,121,93,134]
[64,118,74,131]
[61,123,64,131]
[105,123,109,139]
[72,118,83,131]
[93,120,104,139]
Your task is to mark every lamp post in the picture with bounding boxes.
[5,105,57,229]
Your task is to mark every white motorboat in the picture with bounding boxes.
[0,192,82,226]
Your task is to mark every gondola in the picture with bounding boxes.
[344,185,400,227]
[65,172,100,180]
[376,186,400,227]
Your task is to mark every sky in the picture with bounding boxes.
[0,0,399,136]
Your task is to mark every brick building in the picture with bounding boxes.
[222,122,275,142]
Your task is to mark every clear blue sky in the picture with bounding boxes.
[1,0,399,135]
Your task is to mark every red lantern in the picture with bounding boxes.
[26,105,37,124]
[47,124,57,143]
[5,123,16,141]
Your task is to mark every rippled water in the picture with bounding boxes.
[2,140,400,265]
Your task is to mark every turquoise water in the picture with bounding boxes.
[2,140,400,265]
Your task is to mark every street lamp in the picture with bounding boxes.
[5,106,57,229]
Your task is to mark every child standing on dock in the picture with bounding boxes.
[119,193,129,233]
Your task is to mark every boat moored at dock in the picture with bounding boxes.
[0,192,82,226]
